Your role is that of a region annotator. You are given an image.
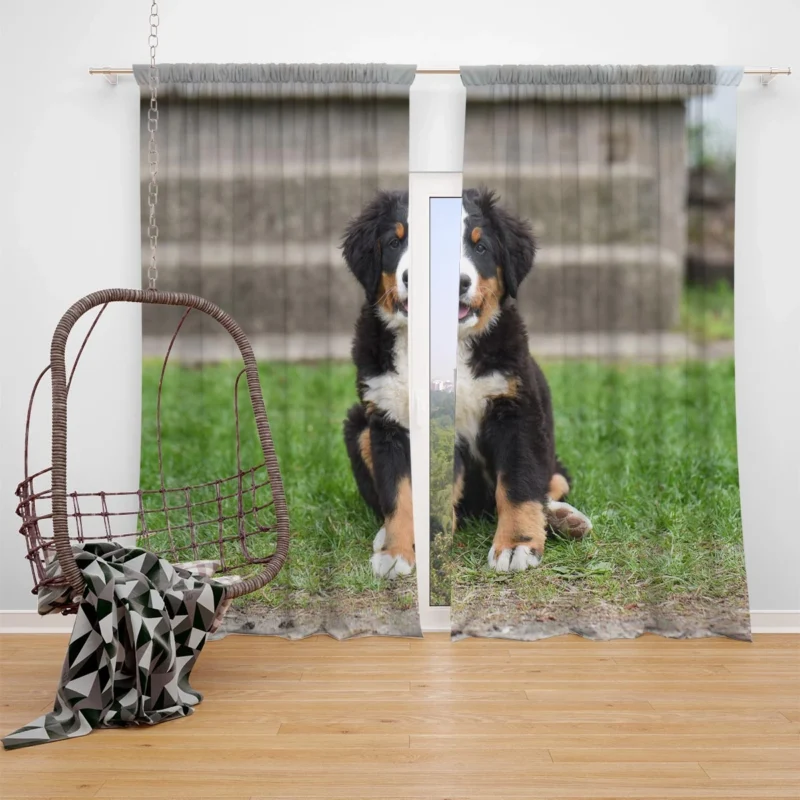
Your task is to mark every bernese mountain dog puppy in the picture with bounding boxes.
[342,187,591,579]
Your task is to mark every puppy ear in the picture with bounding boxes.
[495,204,536,299]
[341,199,383,300]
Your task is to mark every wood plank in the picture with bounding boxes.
[0,775,104,797]
[424,633,796,648]
[701,761,800,782]
[0,764,715,798]
[551,747,800,762]
[40,732,410,750]
[237,792,799,800]
[196,681,410,695]
[723,666,800,676]
[601,653,799,664]
[517,678,796,691]
[411,733,800,750]
[7,745,554,768]
[648,698,800,711]
[276,717,792,736]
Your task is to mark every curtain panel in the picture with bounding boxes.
[445,64,749,640]
[135,63,421,640]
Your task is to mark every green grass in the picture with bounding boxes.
[679,281,735,343]
[141,355,744,619]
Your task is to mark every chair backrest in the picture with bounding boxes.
[20,288,289,605]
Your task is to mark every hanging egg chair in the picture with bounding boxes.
[14,4,289,613]
[16,290,290,612]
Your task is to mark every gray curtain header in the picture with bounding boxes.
[133,63,417,86]
[460,65,743,87]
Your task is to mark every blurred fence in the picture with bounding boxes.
[140,88,708,360]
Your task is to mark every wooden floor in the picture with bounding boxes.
[0,633,798,799]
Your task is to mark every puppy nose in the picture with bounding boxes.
[402,269,409,287]
[459,274,472,294]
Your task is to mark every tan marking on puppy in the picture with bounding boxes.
[548,473,570,501]
[451,466,465,530]
[503,376,520,399]
[358,429,373,477]
[395,222,405,239]
[491,477,546,558]
[471,226,482,244]
[451,468,465,508]
[378,271,399,316]
[470,268,504,333]
[381,477,415,565]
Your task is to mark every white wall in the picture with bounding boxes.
[1,0,798,620]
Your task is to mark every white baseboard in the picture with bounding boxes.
[418,606,451,632]
[1,609,798,635]
[0,610,74,634]
[749,610,800,633]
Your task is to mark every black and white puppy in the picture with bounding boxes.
[454,188,590,572]
[342,190,414,578]
[342,187,590,579]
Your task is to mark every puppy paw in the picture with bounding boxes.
[371,549,415,579]
[371,526,415,578]
[488,544,542,572]
[547,501,592,540]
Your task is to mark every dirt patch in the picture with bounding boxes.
[452,588,751,642]
[210,581,750,644]
[212,587,423,641]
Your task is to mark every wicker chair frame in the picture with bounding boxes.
[16,288,290,611]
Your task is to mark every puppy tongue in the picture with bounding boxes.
[458,303,470,320]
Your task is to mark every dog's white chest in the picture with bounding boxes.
[455,345,511,452]
[363,334,409,427]
[362,336,509,443]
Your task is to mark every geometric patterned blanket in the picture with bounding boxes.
[2,542,233,750]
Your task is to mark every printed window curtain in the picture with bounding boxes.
[448,65,749,640]
[135,64,422,640]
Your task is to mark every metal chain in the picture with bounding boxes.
[146,1,160,291]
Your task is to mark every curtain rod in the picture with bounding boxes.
[89,66,792,85]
